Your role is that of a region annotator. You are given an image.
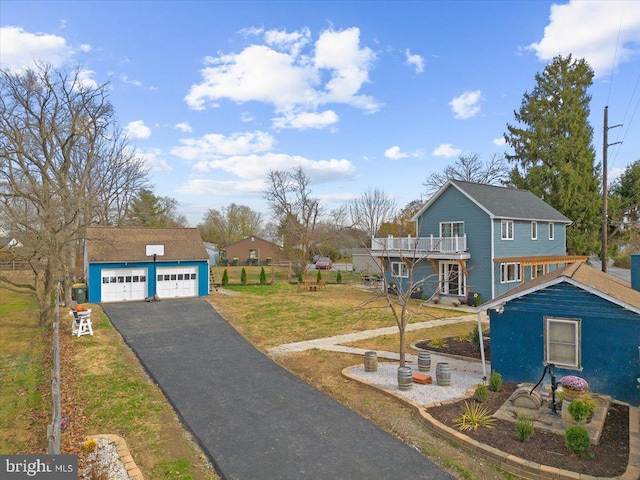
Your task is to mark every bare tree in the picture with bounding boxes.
[0,64,148,325]
[198,203,263,246]
[263,167,320,263]
[423,153,508,197]
[349,187,396,243]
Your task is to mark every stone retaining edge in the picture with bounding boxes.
[342,364,639,480]
[88,434,144,480]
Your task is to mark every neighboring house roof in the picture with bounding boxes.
[86,227,208,263]
[223,234,282,249]
[480,262,640,315]
[412,180,572,223]
[0,236,23,248]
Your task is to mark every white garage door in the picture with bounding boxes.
[101,268,148,302]
[156,266,198,298]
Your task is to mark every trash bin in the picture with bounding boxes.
[72,283,87,304]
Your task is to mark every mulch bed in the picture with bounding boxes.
[427,382,629,477]
[415,336,490,360]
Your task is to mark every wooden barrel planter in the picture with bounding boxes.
[417,352,431,372]
[436,363,451,386]
[364,351,378,372]
[397,366,413,390]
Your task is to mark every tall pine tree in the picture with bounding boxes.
[504,55,601,255]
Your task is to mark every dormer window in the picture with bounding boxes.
[548,223,555,240]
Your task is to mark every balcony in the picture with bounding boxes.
[371,234,468,257]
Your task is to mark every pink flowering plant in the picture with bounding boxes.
[560,375,588,392]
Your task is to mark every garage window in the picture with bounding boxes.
[191,273,197,279]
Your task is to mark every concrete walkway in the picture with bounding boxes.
[103,298,455,480]
[268,314,489,376]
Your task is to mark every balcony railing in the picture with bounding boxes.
[371,234,467,254]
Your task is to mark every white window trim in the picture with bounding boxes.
[439,221,465,238]
[500,262,521,283]
[544,316,581,369]
[531,221,537,240]
[391,261,408,278]
[501,220,514,240]
[548,222,555,240]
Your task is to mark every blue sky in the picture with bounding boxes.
[2,0,639,226]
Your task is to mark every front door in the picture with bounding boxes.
[439,261,466,296]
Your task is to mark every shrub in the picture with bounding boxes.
[297,271,304,283]
[474,383,489,403]
[221,269,229,286]
[468,327,481,352]
[259,267,267,285]
[568,399,590,423]
[565,425,591,456]
[241,268,247,285]
[454,401,495,432]
[489,372,503,392]
[316,269,322,283]
[82,438,98,453]
[515,414,534,442]
[428,337,448,349]
[336,271,342,284]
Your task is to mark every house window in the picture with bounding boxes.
[548,222,555,240]
[440,221,464,237]
[501,220,514,240]
[391,261,408,278]
[531,221,537,240]
[532,264,547,279]
[545,317,581,369]
[500,262,521,283]
[249,249,257,259]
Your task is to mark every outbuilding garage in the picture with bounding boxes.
[85,227,209,303]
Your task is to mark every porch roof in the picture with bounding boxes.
[492,255,589,266]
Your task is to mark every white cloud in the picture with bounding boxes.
[432,143,461,157]
[384,145,422,160]
[138,148,172,173]
[79,44,92,53]
[0,26,73,71]
[608,166,625,184]
[184,27,379,129]
[241,111,255,123]
[177,178,266,197]
[272,109,339,129]
[449,90,482,119]
[125,120,151,139]
[405,49,424,73]
[171,131,275,160]
[77,69,99,89]
[528,0,640,77]
[492,137,506,146]
[175,122,193,133]
[120,74,157,90]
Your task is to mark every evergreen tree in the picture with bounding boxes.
[504,55,601,254]
[259,267,267,285]
[297,271,304,283]
[316,269,322,283]
[336,271,342,284]
[241,268,247,285]
[221,269,229,286]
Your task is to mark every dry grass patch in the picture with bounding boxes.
[342,321,480,353]
[209,283,461,349]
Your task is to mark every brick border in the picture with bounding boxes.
[87,434,144,480]
[342,364,639,480]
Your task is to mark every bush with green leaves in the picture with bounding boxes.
[515,413,534,442]
[454,401,495,432]
[297,271,304,283]
[259,267,267,285]
[565,425,591,456]
[316,269,322,283]
[428,338,448,349]
[241,268,247,285]
[474,383,489,403]
[489,372,503,392]
[568,399,590,423]
[221,269,229,286]
[468,327,481,352]
[336,271,342,284]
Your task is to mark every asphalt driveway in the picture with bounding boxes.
[102,297,454,480]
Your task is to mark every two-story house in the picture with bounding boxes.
[371,180,587,302]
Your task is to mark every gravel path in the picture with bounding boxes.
[347,362,482,405]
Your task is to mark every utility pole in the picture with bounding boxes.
[601,106,622,273]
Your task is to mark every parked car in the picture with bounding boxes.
[315,257,333,269]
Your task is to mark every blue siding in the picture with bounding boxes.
[490,283,640,406]
[415,186,494,302]
[87,261,209,303]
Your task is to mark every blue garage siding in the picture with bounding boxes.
[87,261,209,303]
[490,283,640,405]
